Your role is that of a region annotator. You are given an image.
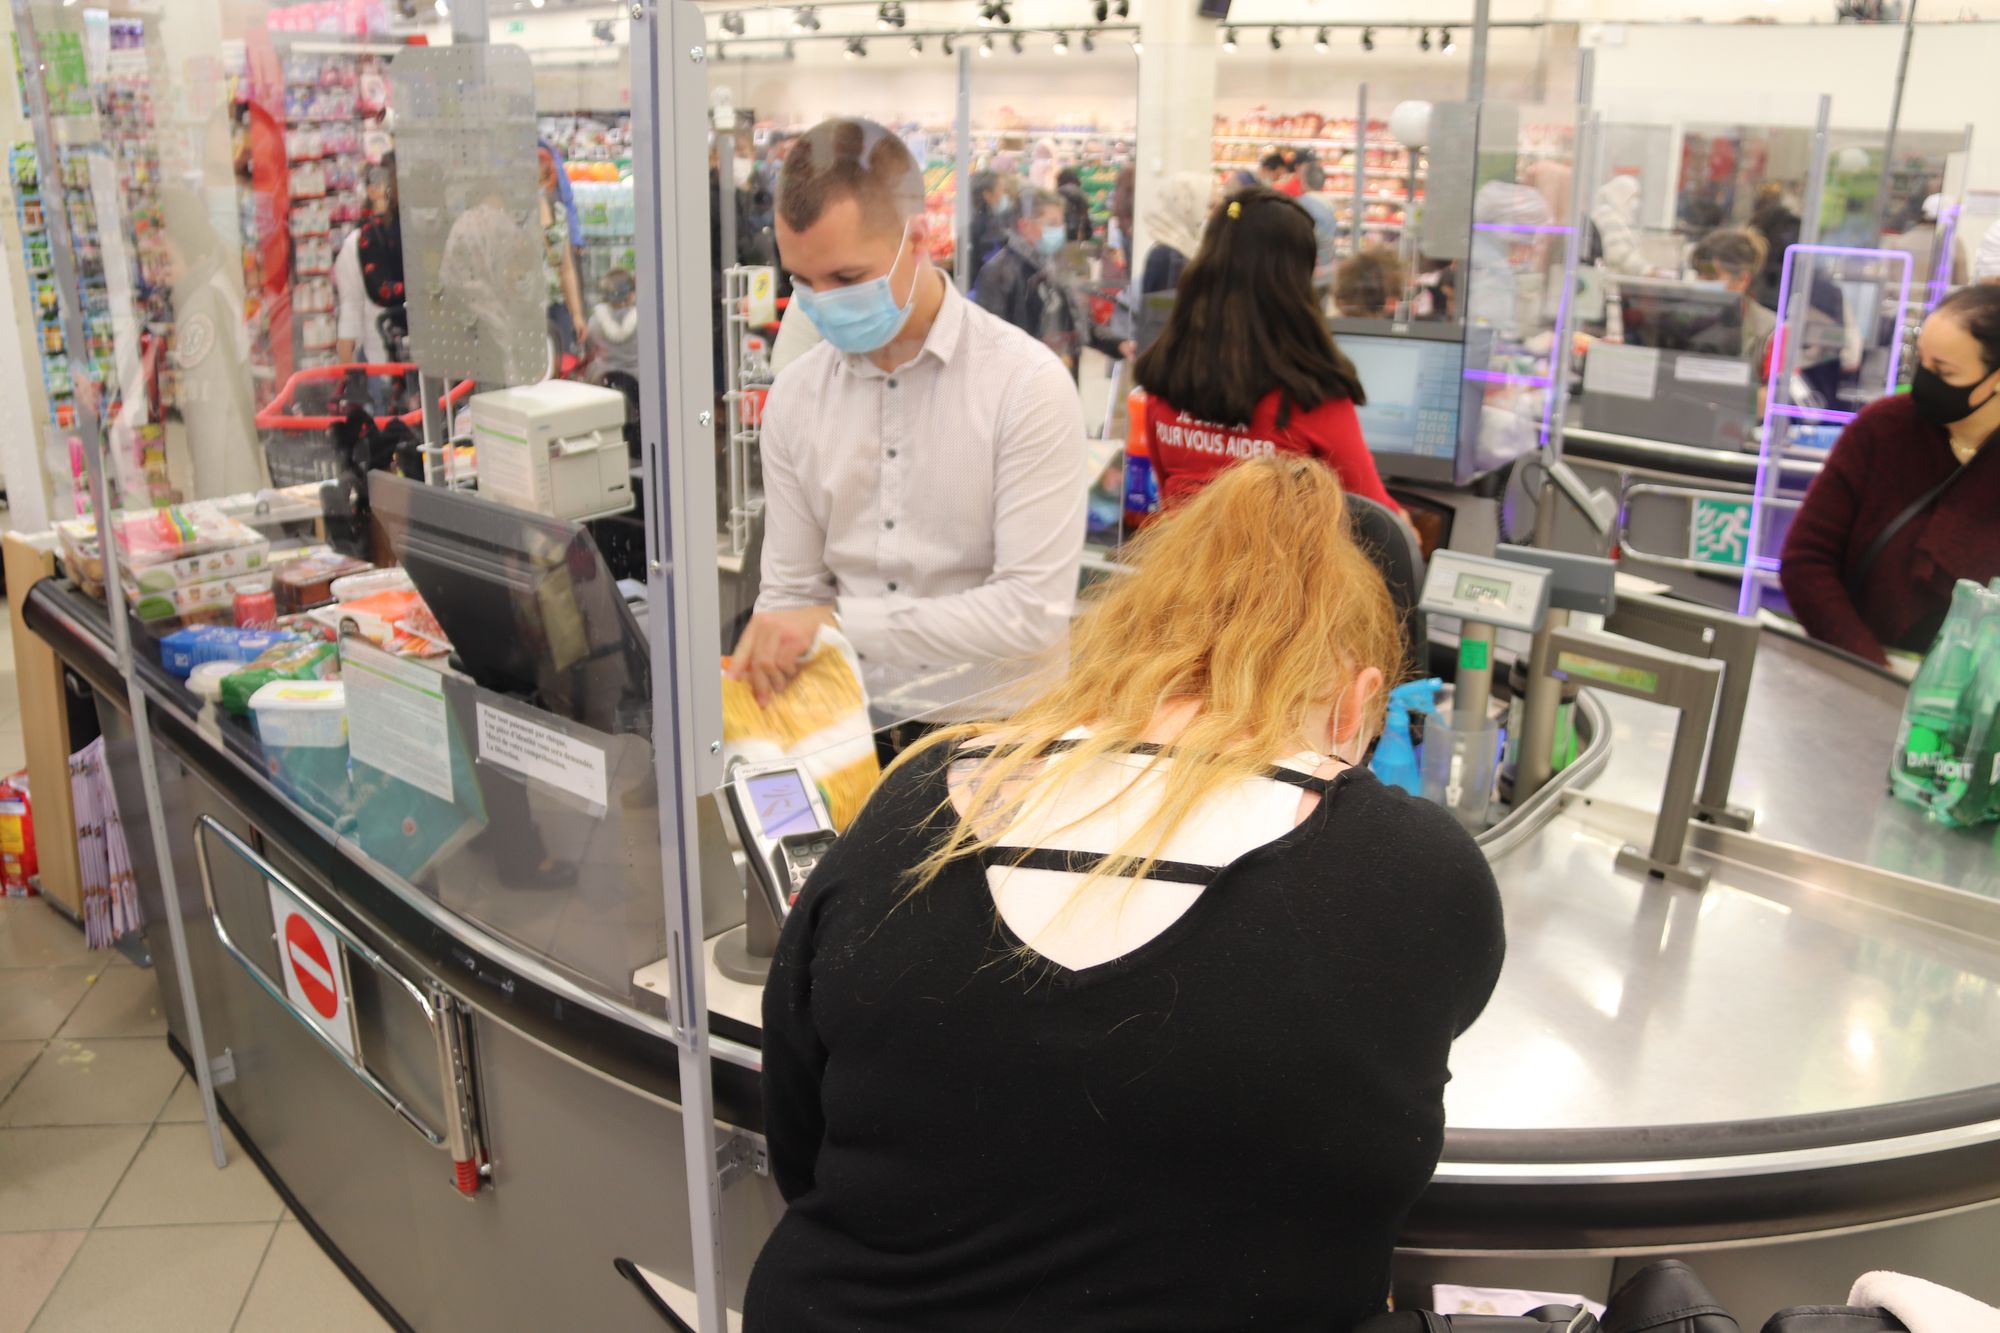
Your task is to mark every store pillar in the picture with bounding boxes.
[1131,0,1217,279]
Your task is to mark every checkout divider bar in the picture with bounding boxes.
[192,815,490,1184]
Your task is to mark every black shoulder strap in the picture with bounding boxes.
[950,738,1347,796]
[1846,449,1982,600]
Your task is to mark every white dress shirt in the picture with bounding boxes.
[755,276,1087,704]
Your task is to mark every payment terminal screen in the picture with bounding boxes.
[747,770,818,839]
[1342,335,1463,460]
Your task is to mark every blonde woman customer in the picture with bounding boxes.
[749,456,1506,1332]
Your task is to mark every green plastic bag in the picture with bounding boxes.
[1889,579,2000,828]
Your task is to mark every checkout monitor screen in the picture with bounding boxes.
[1341,334,1465,478]
[748,769,819,839]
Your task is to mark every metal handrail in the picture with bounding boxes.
[1619,482,1799,577]
[193,815,456,1155]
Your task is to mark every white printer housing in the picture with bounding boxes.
[469,380,633,521]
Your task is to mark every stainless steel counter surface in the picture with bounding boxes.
[1581,629,2000,901]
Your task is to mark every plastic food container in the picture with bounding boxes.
[330,568,413,602]
[247,680,347,748]
[187,660,237,705]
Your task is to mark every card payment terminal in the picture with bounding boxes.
[716,760,838,983]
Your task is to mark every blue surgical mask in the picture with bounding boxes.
[791,225,918,355]
[1037,222,1066,258]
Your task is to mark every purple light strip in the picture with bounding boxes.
[1768,403,1858,425]
[1463,367,1554,388]
[1740,244,1914,618]
[1471,223,1577,235]
[1928,204,1961,313]
[1542,239,1576,450]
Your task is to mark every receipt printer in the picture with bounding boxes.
[470,380,633,521]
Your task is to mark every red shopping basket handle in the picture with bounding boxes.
[254,363,477,433]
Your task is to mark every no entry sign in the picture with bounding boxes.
[268,881,358,1059]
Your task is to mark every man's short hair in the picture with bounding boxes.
[1259,151,1288,175]
[777,118,924,235]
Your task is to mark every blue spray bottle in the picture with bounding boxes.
[1373,677,1442,795]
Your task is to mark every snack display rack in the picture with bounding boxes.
[279,49,390,370]
[1212,111,1428,238]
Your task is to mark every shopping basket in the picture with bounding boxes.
[254,363,475,486]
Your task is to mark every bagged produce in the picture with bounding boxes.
[1889,579,2000,828]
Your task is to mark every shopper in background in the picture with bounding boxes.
[1886,193,1968,288]
[975,186,1131,375]
[1976,218,2000,282]
[1135,188,1395,509]
[537,146,587,367]
[732,118,1085,707]
[1109,163,1136,273]
[1257,148,1304,198]
[1334,248,1406,319]
[751,454,1503,1332]
[1137,171,1212,298]
[1781,287,2000,665]
[334,152,401,367]
[585,267,640,383]
[1689,227,1777,372]
[966,169,1011,278]
[1586,175,1648,276]
[160,188,266,497]
[1749,192,1803,311]
[1295,159,1341,290]
[1055,167,1094,245]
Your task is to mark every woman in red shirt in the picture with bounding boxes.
[1134,186,1395,510]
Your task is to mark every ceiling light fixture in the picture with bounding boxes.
[433,0,448,14]
[1441,27,1457,53]
[1081,31,1094,52]
[1115,0,1128,16]
[942,33,955,54]
[1418,27,1432,51]
[909,35,923,54]
[845,35,866,57]
[791,6,819,31]
[1268,26,1282,50]
[1131,36,1143,54]
[1053,30,1069,54]
[1010,31,1023,53]
[1221,26,1237,52]
[719,10,744,34]
[1361,26,1375,51]
[980,33,994,56]
[1094,0,1108,20]
[1314,27,1329,52]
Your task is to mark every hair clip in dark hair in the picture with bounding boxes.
[1226,200,1242,220]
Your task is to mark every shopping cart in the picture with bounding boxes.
[254,363,475,486]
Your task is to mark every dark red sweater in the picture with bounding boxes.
[1779,393,2000,664]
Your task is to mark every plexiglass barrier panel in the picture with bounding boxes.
[18,0,691,1022]
[1740,244,1913,620]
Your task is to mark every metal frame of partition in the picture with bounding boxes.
[11,0,235,1174]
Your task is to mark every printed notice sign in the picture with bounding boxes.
[1673,354,1753,387]
[1581,344,1659,401]
[476,701,608,808]
[344,642,454,803]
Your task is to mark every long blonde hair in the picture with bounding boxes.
[891,456,1406,896]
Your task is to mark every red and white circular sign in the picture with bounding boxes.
[283,912,340,1021]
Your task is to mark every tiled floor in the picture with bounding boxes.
[0,897,393,1333]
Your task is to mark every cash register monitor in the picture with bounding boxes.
[368,473,651,736]
[1617,276,1744,357]
[1335,328,1474,486]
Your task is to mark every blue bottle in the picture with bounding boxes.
[1373,678,1442,795]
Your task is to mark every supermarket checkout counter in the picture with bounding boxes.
[23,553,2000,1326]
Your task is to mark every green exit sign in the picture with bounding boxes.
[506,19,526,33]
[1688,497,1753,569]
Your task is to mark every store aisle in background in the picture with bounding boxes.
[0,561,392,1333]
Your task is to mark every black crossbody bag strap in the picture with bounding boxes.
[1845,446,1986,601]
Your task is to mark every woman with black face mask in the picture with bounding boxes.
[1781,286,2000,665]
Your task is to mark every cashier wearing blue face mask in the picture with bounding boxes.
[729,118,1087,708]
[973,185,1135,376]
